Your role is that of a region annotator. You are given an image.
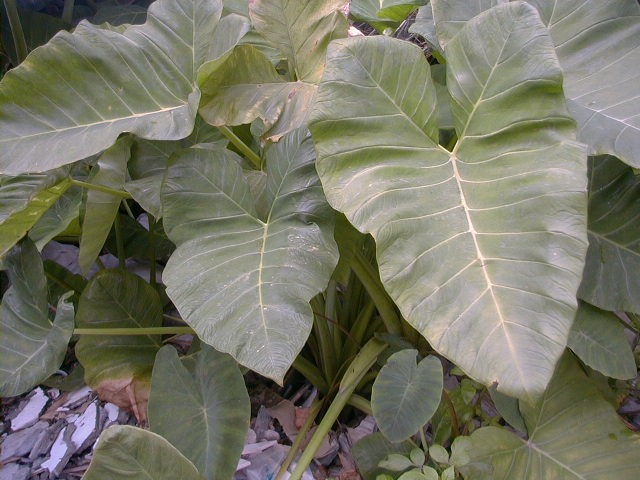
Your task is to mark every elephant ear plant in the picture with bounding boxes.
[1,0,640,479]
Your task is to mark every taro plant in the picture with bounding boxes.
[1,0,640,479]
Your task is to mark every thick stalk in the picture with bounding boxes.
[70,179,132,198]
[74,327,194,335]
[3,0,27,64]
[276,400,323,480]
[293,356,329,394]
[62,0,74,24]
[289,339,388,480]
[114,213,126,269]
[342,300,375,362]
[148,215,157,287]
[311,295,336,382]
[218,126,262,169]
[442,389,460,438]
[325,279,344,364]
[348,394,372,416]
[350,250,402,335]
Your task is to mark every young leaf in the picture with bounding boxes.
[579,155,640,314]
[78,136,131,274]
[568,301,636,380]
[0,239,74,396]
[75,269,163,422]
[372,350,443,442]
[248,0,348,83]
[377,1,426,22]
[488,385,527,434]
[83,426,202,480]
[379,453,415,472]
[310,3,588,400]
[466,354,640,479]
[353,433,415,480]
[161,129,338,382]
[0,175,72,257]
[29,186,82,250]
[0,0,229,174]
[149,345,249,480]
[199,45,317,143]
[429,445,449,464]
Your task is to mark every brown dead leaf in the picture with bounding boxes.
[93,376,150,425]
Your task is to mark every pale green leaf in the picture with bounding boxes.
[149,345,249,480]
[91,5,148,26]
[83,426,202,480]
[398,470,433,480]
[199,45,317,143]
[310,4,588,400]
[79,136,131,273]
[0,239,74,396]
[430,0,505,48]
[429,445,449,464]
[248,0,348,83]
[75,269,162,416]
[372,350,443,442]
[161,129,338,381]
[528,0,640,167]
[568,301,636,380]
[29,186,82,250]
[378,1,426,22]
[0,0,228,174]
[579,155,640,313]
[488,385,526,434]
[466,354,640,480]
[379,453,414,472]
[350,0,402,31]
[0,174,72,258]
[354,433,415,480]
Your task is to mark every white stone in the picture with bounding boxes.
[70,402,99,453]
[41,427,71,475]
[104,403,120,422]
[61,386,92,408]
[11,388,49,431]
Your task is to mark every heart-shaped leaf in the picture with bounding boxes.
[161,130,338,382]
[310,3,588,400]
[0,0,229,174]
[84,425,202,480]
[466,354,640,480]
[0,239,74,396]
[248,0,348,83]
[568,301,636,380]
[75,269,163,422]
[149,345,249,480]
[372,349,443,442]
[579,155,640,314]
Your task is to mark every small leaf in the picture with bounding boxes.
[0,173,72,258]
[488,386,526,434]
[449,436,472,467]
[372,350,443,442]
[0,239,74,396]
[76,269,163,422]
[399,468,436,480]
[379,453,414,472]
[568,301,636,380]
[78,136,131,273]
[149,345,250,480]
[410,448,426,467]
[429,444,449,464]
[353,433,414,480]
[441,465,456,480]
[83,426,202,480]
[467,354,640,479]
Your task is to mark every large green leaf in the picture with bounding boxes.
[0,0,228,174]
[149,345,249,480]
[371,350,443,442]
[248,0,348,83]
[528,0,640,167]
[83,426,202,480]
[568,301,636,380]
[431,0,640,167]
[466,354,640,479]
[78,136,131,273]
[125,117,227,219]
[161,130,338,381]
[75,269,162,420]
[0,239,74,396]
[579,155,640,313]
[310,4,588,400]
[0,174,72,258]
[199,45,317,143]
